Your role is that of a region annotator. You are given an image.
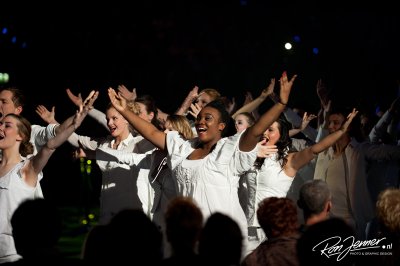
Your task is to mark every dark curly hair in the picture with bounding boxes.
[254,115,293,169]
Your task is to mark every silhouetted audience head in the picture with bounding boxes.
[199,213,243,266]
[297,179,331,226]
[81,225,112,264]
[257,197,299,238]
[297,218,356,266]
[165,196,203,255]
[108,209,163,265]
[11,198,62,261]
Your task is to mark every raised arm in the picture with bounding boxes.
[23,91,98,186]
[289,108,358,172]
[239,72,297,151]
[288,112,317,137]
[66,88,108,130]
[232,78,275,119]
[108,88,166,150]
[175,86,200,115]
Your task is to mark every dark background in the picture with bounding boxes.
[1,3,400,207]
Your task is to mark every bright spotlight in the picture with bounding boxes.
[284,42,292,50]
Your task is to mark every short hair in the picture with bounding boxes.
[0,87,25,108]
[199,212,243,265]
[298,180,331,216]
[165,196,203,248]
[376,188,400,234]
[257,197,298,238]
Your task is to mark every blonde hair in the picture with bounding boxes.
[200,88,221,101]
[166,114,194,140]
[376,188,400,234]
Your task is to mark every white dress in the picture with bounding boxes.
[166,131,257,241]
[0,158,43,263]
[70,132,155,224]
[245,154,295,227]
[242,154,294,254]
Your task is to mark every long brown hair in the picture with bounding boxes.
[6,114,34,156]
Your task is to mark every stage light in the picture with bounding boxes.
[284,42,292,50]
[312,47,319,55]
[293,35,301,43]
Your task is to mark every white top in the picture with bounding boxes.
[166,130,257,236]
[74,132,155,224]
[0,158,43,263]
[244,154,294,227]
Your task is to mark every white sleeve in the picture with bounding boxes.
[96,147,149,166]
[67,132,100,150]
[30,124,58,154]
[88,108,109,130]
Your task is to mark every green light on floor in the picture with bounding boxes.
[88,214,95,220]
[87,160,92,165]
[81,219,88,225]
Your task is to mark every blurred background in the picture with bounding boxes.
[1,2,400,257]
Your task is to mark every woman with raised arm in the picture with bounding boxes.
[108,71,296,255]
[243,108,358,253]
[0,91,98,264]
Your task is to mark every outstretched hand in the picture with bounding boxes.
[108,88,127,113]
[66,88,83,107]
[117,85,137,101]
[36,105,57,124]
[73,90,99,129]
[279,72,297,105]
[341,108,358,132]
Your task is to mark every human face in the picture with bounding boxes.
[195,93,213,109]
[106,107,130,139]
[262,121,281,145]
[328,113,345,134]
[0,90,22,119]
[0,115,22,149]
[195,106,225,143]
[163,120,174,134]
[235,114,251,133]
[136,102,154,123]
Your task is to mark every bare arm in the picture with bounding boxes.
[289,108,358,172]
[239,72,297,151]
[23,91,99,186]
[108,88,166,150]
[232,79,275,119]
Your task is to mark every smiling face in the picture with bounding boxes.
[106,107,130,139]
[328,113,346,134]
[195,106,225,144]
[262,121,281,145]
